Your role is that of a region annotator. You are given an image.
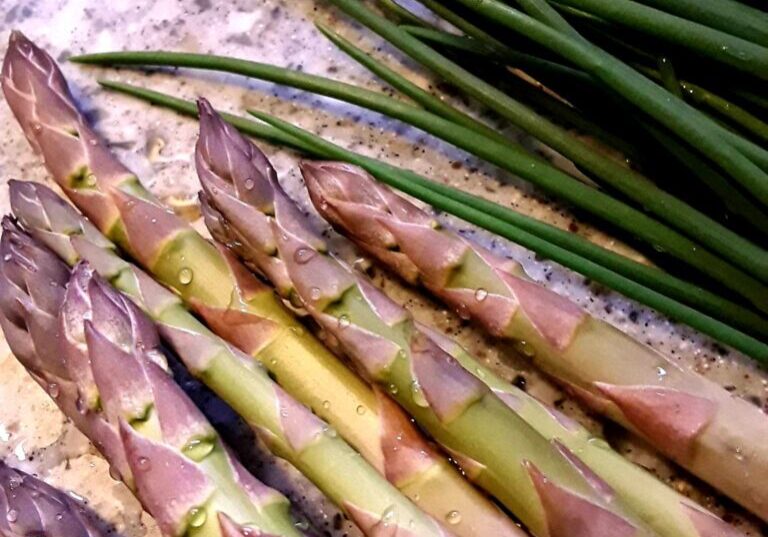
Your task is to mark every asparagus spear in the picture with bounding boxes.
[9,179,460,537]
[0,221,304,537]
[0,462,106,537]
[194,104,659,537]
[302,161,768,522]
[0,33,512,537]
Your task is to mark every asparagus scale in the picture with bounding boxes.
[302,161,768,522]
[0,222,304,537]
[194,104,660,537]
[0,462,107,537]
[0,32,515,537]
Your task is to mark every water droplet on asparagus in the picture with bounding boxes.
[182,437,215,461]
[656,366,667,380]
[310,287,321,301]
[474,288,488,301]
[137,456,151,471]
[356,405,366,415]
[445,510,462,525]
[293,247,316,265]
[6,509,18,523]
[294,520,310,531]
[337,314,350,329]
[188,507,207,528]
[47,382,60,398]
[322,400,331,410]
[244,179,255,191]
[381,505,396,527]
[178,268,193,285]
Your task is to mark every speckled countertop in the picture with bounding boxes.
[0,1,766,536]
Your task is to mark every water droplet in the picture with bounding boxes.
[656,366,667,380]
[55,513,64,521]
[294,520,310,531]
[244,179,255,191]
[356,405,366,415]
[475,368,486,379]
[322,400,331,410]
[323,426,338,438]
[734,447,745,462]
[182,437,215,461]
[337,314,350,329]
[474,288,488,302]
[445,510,462,525]
[289,325,305,337]
[31,123,42,133]
[84,173,97,187]
[137,456,151,471]
[388,384,399,395]
[6,509,18,523]
[381,505,396,527]
[3,254,12,262]
[188,507,207,528]
[178,268,193,285]
[7,478,21,490]
[47,382,60,398]
[410,381,429,408]
[310,287,321,301]
[293,247,316,265]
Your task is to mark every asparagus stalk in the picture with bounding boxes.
[91,80,768,354]
[1,33,512,537]
[0,462,107,537]
[418,326,747,537]
[9,181,456,537]
[194,104,659,537]
[0,222,304,537]
[302,161,768,521]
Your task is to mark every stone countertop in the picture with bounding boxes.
[0,1,766,535]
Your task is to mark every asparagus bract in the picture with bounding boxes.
[194,105,659,537]
[0,222,304,537]
[9,180,457,537]
[302,162,768,521]
[0,462,106,537]
[1,34,507,537]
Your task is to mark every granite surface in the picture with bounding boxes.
[0,1,766,535]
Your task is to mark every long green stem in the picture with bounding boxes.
[315,23,506,143]
[98,80,768,359]
[71,49,768,304]
[634,0,768,47]
[451,0,768,207]
[555,0,768,74]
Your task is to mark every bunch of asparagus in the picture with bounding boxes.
[192,101,747,537]
[0,221,305,537]
[67,0,768,362]
[0,27,760,537]
[0,462,106,537]
[0,31,514,537]
[302,160,768,521]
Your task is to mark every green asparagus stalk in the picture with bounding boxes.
[9,180,457,537]
[302,161,768,521]
[0,221,305,537]
[0,32,515,537]
[193,104,660,537]
[66,51,768,309]
[0,462,108,537]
